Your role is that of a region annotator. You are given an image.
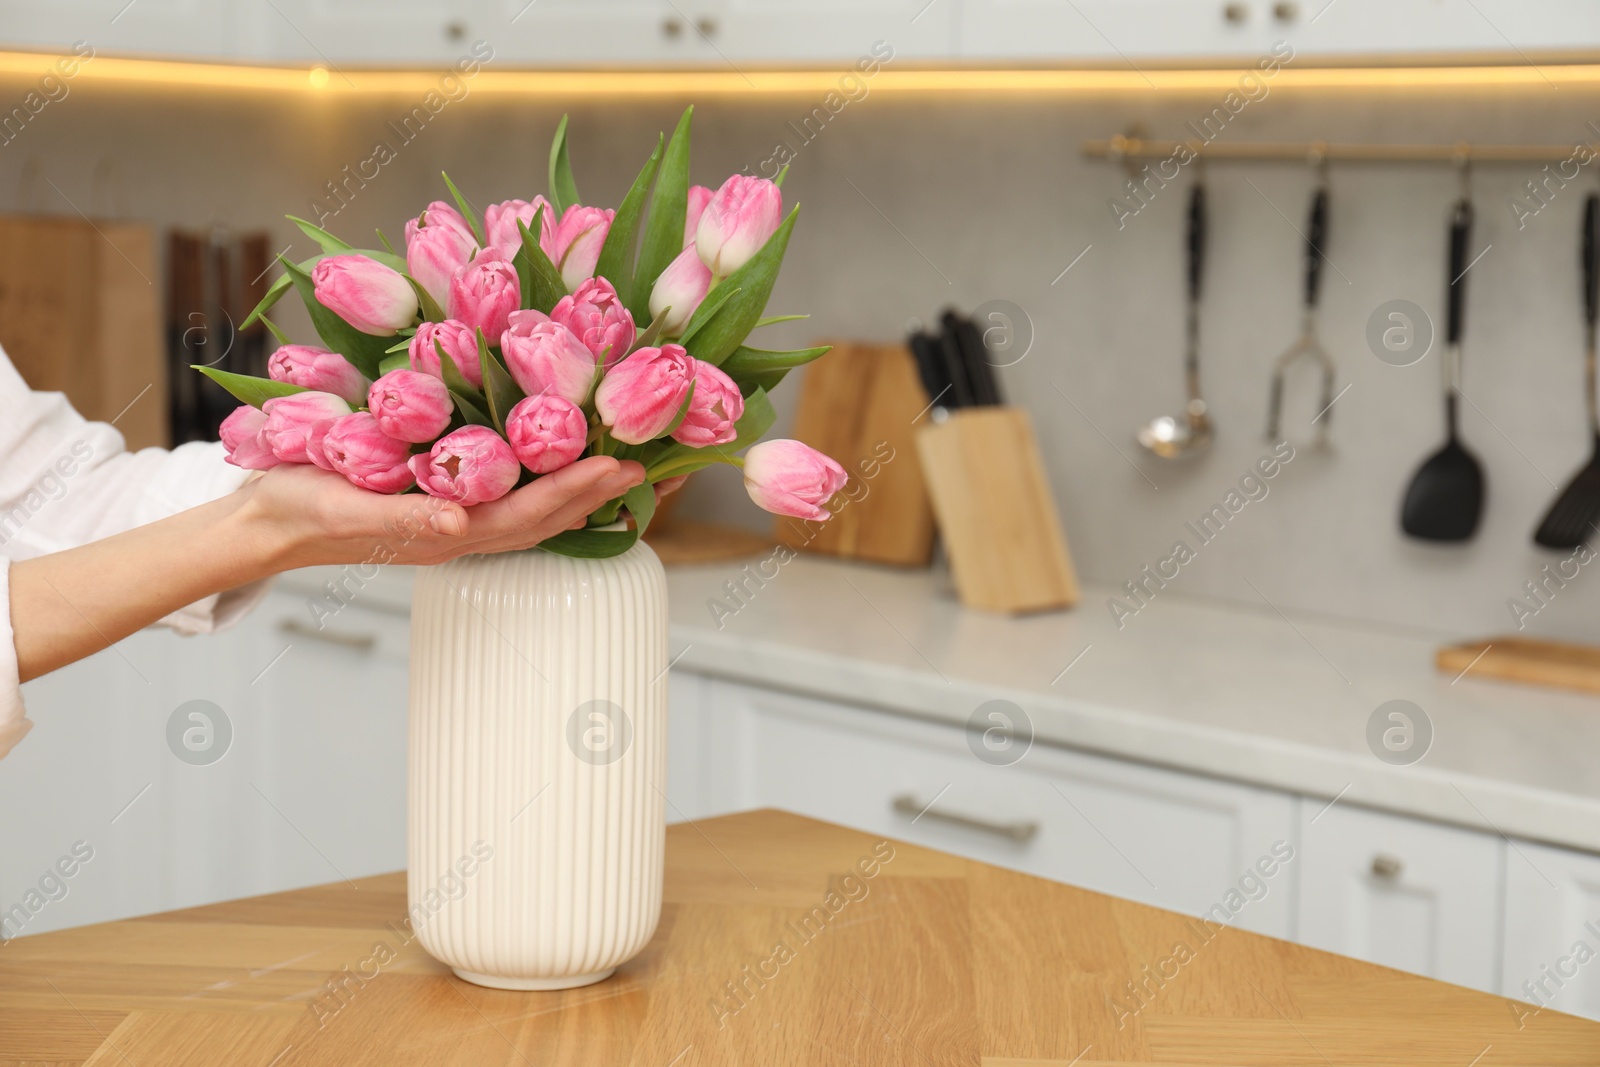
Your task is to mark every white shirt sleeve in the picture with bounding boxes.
[0,343,272,758]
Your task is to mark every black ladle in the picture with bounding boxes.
[1401,197,1485,541]
[1532,193,1600,550]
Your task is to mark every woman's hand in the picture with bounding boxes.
[240,456,646,570]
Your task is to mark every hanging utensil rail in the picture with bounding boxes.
[1083,136,1597,165]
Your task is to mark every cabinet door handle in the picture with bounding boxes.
[1370,853,1403,880]
[892,794,1039,843]
[278,619,377,652]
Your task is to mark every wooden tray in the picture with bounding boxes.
[1436,636,1600,695]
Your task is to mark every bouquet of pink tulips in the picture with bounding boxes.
[202,109,846,557]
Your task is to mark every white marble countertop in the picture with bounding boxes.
[278,554,1600,854]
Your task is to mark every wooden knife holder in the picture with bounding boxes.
[915,406,1080,614]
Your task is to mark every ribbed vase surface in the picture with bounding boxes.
[407,542,668,990]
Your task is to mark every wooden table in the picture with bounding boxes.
[2,809,1596,1065]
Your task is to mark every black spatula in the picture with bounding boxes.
[1401,198,1485,542]
[1533,193,1600,550]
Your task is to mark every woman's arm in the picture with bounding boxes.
[10,455,643,682]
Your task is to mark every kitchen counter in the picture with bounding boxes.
[278,553,1600,853]
[3,810,1595,1065]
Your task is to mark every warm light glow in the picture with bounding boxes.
[0,49,1597,95]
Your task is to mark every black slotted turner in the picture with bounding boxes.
[1533,193,1600,550]
[1401,198,1485,542]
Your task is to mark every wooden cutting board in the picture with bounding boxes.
[1437,635,1600,694]
[0,214,167,449]
[916,405,1080,614]
[775,341,936,566]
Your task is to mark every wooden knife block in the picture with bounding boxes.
[776,341,937,566]
[915,406,1080,614]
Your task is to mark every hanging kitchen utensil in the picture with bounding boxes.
[1532,193,1600,549]
[1401,164,1485,542]
[1265,170,1336,445]
[1139,177,1213,458]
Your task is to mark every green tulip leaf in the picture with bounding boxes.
[753,313,809,328]
[258,314,291,347]
[280,256,394,380]
[287,215,354,255]
[677,206,798,366]
[515,211,567,313]
[678,284,740,350]
[630,105,694,323]
[538,526,639,559]
[193,366,306,409]
[435,338,491,425]
[376,228,397,255]
[439,171,486,247]
[378,351,411,375]
[408,277,447,324]
[548,114,580,218]
[719,343,831,380]
[475,329,525,433]
[622,480,657,538]
[594,133,663,311]
[630,303,673,355]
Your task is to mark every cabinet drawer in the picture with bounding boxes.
[1298,801,1504,993]
[705,679,1296,937]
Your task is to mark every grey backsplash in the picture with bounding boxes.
[6,71,1599,641]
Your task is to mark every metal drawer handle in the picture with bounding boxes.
[892,794,1039,844]
[278,619,377,652]
[1370,853,1404,880]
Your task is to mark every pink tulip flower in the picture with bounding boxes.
[672,359,743,447]
[484,196,555,258]
[409,200,476,247]
[367,369,453,443]
[219,404,279,471]
[312,254,419,336]
[696,175,783,277]
[550,277,636,365]
[409,319,483,389]
[317,411,416,494]
[406,216,477,309]
[448,250,521,342]
[544,204,615,291]
[409,425,521,506]
[648,246,712,338]
[742,439,848,521]
[501,316,598,407]
[505,393,588,474]
[684,185,714,249]
[267,345,371,405]
[261,391,353,467]
[593,343,695,445]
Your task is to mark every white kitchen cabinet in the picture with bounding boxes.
[0,0,233,60]
[956,0,1600,60]
[244,586,410,890]
[1297,801,1504,993]
[0,583,408,940]
[709,0,952,62]
[230,0,490,65]
[1502,840,1600,1023]
[956,0,1278,62]
[702,677,1298,937]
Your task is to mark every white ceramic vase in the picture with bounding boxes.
[407,541,668,990]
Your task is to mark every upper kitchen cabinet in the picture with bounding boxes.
[229,0,494,64]
[0,0,233,59]
[481,0,947,67]
[956,0,1600,61]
